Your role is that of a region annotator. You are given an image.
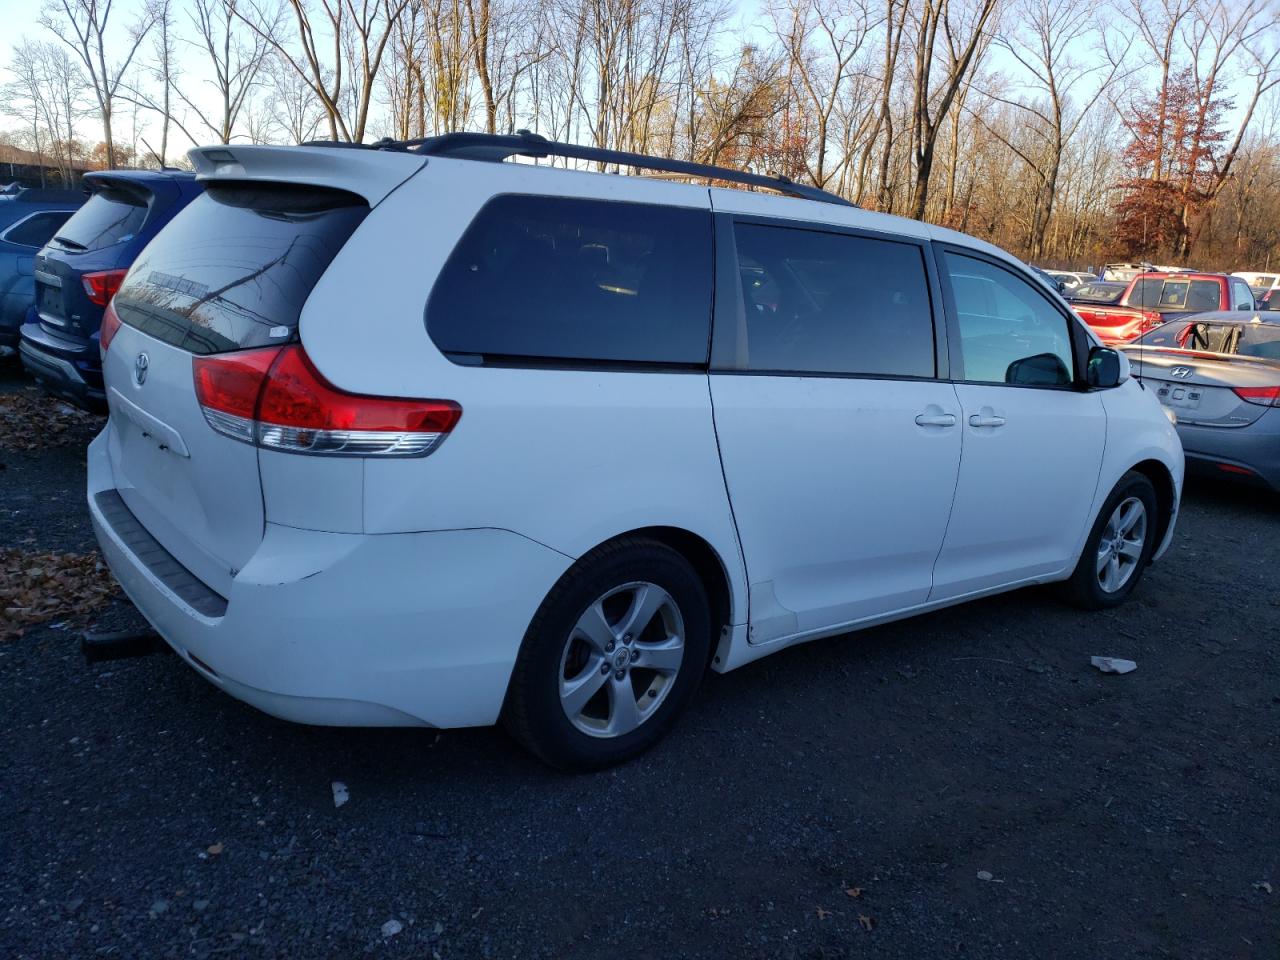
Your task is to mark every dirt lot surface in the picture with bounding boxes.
[1,363,1277,959]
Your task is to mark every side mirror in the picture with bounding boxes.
[1007,352,1071,385]
[1056,279,1066,294]
[1087,345,1126,388]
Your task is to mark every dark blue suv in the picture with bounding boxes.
[19,170,203,410]
[0,188,85,352]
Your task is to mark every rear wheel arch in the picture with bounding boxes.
[584,526,735,657]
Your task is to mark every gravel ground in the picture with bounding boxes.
[1,360,1277,959]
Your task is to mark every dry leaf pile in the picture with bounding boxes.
[0,391,102,451]
[1,548,118,639]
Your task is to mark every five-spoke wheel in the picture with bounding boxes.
[1067,471,1159,609]
[503,538,712,770]
[1095,496,1147,594]
[558,581,686,737]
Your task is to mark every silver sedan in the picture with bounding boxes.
[1123,312,1280,491]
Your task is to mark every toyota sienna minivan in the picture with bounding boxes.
[89,134,1183,770]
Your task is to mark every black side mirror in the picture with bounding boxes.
[1056,280,1066,294]
[1088,346,1122,388]
[1006,352,1071,385]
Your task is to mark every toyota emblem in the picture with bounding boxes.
[1170,366,1193,379]
[134,352,149,386]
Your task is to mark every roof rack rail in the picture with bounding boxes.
[304,131,855,208]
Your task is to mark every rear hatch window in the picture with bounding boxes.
[112,182,368,355]
[52,186,148,252]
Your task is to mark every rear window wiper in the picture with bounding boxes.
[52,235,87,250]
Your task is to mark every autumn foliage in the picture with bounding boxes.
[1114,69,1231,260]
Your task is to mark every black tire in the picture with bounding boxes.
[1064,471,1159,610]
[502,537,712,771]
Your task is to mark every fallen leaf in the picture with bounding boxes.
[1254,881,1273,894]
[206,843,223,856]
[815,906,831,920]
[1,548,119,640]
[858,914,874,931]
[0,391,102,453]
[844,887,862,898]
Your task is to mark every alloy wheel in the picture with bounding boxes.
[558,581,686,738]
[1096,496,1147,593]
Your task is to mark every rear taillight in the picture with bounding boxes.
[1232,385,1280,407]
[99,300,122,355]
[82,269,128,307]
[1140,311,1163,331]
[193,345,461,457]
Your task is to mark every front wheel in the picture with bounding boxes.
[502,538,712,771]
[1064,471,1159,609]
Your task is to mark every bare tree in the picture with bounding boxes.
[772,0,879,189]
[236,0,412,142]
[263,53,326,142]
[983,0,1130,258]
[174,0,278,143]
[41,0,158,168]
[1178,0,1280,255]
[144,0,176,165]
[906,0,998,220]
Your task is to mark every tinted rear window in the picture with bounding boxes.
[1072,283,1125,303]
[1131,277,1220,310]
[113,183,368,355]
[427,195,713,365]
[54,188,147,251]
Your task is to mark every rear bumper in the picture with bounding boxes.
[1177,415,1280,491]
[88,431,571,728]
[18,321,104,411]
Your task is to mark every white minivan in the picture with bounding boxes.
[89,134,1183,769]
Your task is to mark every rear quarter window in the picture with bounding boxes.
[426,195,713,366]
[1,210,73,247]
[112,182,368,355]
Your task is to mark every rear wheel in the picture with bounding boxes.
[1065,471,1159,609]
[503,538,711,771]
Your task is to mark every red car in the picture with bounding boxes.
[1073,272,1257,343]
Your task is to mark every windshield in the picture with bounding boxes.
[1134,319,1280,362]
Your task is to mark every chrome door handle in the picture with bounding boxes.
[969,414,1006,428]
[914,413,957,427]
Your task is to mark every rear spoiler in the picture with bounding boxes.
[187,144,426,206]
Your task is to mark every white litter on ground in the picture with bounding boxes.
[1091,656,1137,674]
[331,781,350,808]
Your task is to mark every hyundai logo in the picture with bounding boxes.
[1170,366,1193,379]
[134,352,149,386]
